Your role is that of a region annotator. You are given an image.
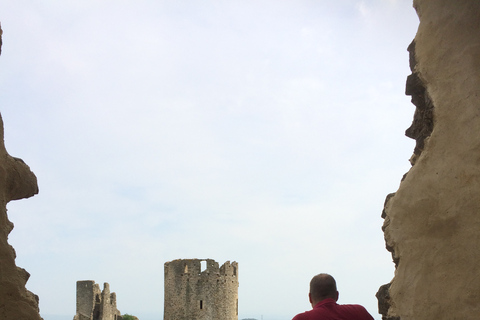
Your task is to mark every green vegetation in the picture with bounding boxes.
[122,314,136,320]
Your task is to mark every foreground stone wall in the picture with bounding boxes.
[73,281,122,320]
[164,259,239,320]
[0,24,42,320]
[379,1,480,319]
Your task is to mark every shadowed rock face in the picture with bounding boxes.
[379,1,480,319]
[0,24,42,320]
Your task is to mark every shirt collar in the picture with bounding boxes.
[313,298,338,308]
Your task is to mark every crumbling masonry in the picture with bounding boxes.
[73,281,122,320]
[164,259,239,320]
[377,1,480,319]
[0,23,42,320]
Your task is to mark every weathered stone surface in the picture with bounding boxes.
[404,40,435,165]
[164,259,239,320]
[379,1,480,319]
[0,23,41,320]
[73,281,122,320]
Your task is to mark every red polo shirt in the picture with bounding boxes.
[292,298,374,320]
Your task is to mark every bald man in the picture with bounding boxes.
[292,273,374,320]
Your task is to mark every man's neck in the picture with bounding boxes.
[311,297,337,308]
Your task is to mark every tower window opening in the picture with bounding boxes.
[201,260,207,272]
[200,300,203,309]
[184,264,188,273]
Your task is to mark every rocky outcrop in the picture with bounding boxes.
[378,1,480,319]
[0,23,41,320]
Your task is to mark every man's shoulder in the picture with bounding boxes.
[292,301,373,320]
[291,311,309,320]
[336,303,374,319]
[337,303,370,311]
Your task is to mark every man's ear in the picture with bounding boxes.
[334,291,339,301]
[309,293,313,304]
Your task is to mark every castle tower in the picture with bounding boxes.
[164,259,239,320]
[73,281,122,320]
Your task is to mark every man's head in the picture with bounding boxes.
[308,273,339,306]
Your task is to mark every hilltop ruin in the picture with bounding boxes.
[73,281,122,320]
[164,259,239,320]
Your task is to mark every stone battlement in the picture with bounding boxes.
[166,258,238,277]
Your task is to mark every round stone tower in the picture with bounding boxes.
[164,259,239,320]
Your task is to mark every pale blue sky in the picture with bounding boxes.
[0,1,419,320]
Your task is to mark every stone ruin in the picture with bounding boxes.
[0,24,42,320]
[164,259,239,320]
[73,281,122,320]
[377,1,480,319]
[4,1,480,319]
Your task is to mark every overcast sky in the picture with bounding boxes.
[0,1,419,320]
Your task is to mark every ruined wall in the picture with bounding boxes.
[378,1,480,319]
[73,281,122,320]
[164,259,239,320]
[0,24,42,320]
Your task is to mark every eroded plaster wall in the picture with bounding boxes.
[0,24,42,320]
[379,1,480,319]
